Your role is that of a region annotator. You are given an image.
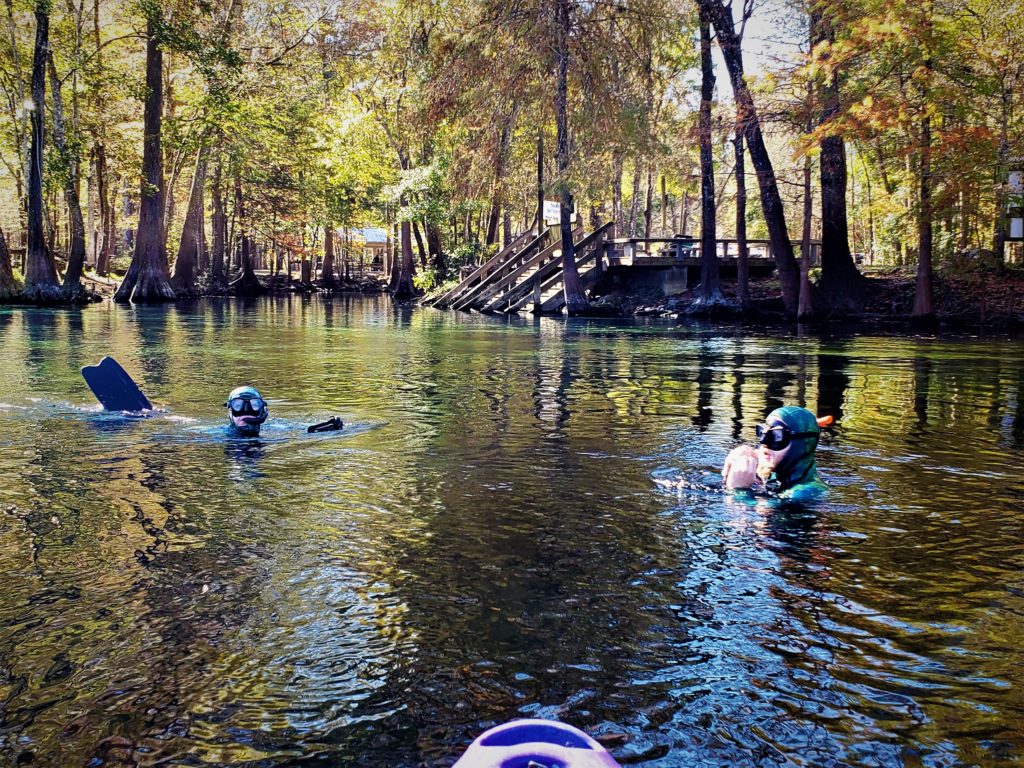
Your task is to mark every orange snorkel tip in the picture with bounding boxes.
[817,415,835,428]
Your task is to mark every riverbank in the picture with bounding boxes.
[0,270,390,305]
[4,265,1021,332]
[597,266,1024,329]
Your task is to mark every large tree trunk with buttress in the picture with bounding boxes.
[114,15,174,303]
[210,159,227,288]
[22,6,62,302]
[393,219,418,300]
[700,0,798,314]
[170,148,208,294]
[321,225,336,286]
[554,0,588,314]
[811,5,866,311]
[229,174,265,295]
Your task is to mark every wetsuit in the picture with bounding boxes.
[764,405,827,501]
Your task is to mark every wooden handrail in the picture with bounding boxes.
[473,227,583,312]
[450,230,550,312]
[429,228,535,307]
[500,222,614,314]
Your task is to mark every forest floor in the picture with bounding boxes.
[609,265,1024,329]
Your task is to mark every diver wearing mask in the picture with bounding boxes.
[721,406,830,500]
[225,385,343,437]
[226,386,268,436]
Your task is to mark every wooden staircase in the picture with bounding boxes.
[488,223,613,314]
[430,223,614,315]
[426,229,536,309]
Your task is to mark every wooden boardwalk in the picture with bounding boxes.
[430,228,811,315]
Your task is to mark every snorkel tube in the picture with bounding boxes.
[226,386,268,437]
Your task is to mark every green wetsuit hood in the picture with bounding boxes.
[767,406,822,493]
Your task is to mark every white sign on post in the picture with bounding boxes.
[1010,218,1023,240]
[1009,171,1023,193]
[543,200,578,225]
[543,200,561,224]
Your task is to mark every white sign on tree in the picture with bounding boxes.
[543,200,561,224]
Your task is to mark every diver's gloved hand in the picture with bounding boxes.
[722,444,758,490]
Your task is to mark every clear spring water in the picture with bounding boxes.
[0,296,1022,766]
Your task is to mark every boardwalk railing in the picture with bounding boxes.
[608,236,820,263]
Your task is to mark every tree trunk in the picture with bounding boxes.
[695,5,722,308]
[47,52,87,300]
[170,147,207,293]
[485,199,500,246]
[485,116,513,245]
[734,132,749,306]
[555,0,587,314]
[412,220,427,269]
[94,142,112,275]
[660,174,667,234]
[912,113,934,319]
[229,173,264,295]
[502,211,511,249]
[612,152,624,228]
[701,0,798,314]
[210,158,226,288]
[628,160,641,236]
[388,222,400,290]
[426,221,444,274]
[114,14,173,303]
[643,165,653,238]
[811,5,865,310]
[0,225,19,297]
[799,152,814,320]
[322,224,336,285]
[393,219,417,300]
[22,5,62,302]
[991,80,1010,262]
[536,129,544,231]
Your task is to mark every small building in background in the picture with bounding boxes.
[351,227,387,266]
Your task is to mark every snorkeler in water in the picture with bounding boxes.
[722,406,832,501]
[226,386,268,436]
[225,386,343,436]
[80,357,343,435]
